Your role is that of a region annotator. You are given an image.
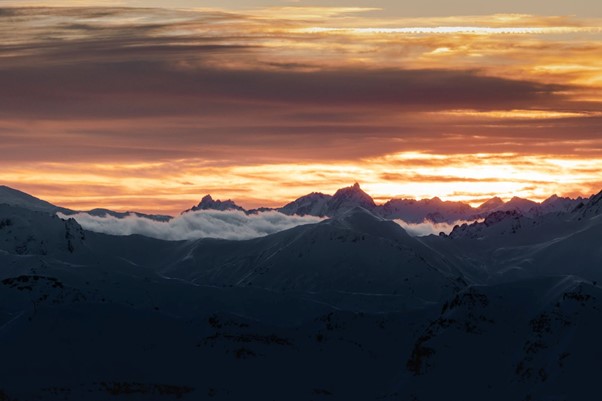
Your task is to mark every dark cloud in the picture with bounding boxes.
[0,6,599,167]
[0,61,567,120]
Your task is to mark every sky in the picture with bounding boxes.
[0,1,601,214]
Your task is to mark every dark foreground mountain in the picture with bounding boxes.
[0,187,601,400]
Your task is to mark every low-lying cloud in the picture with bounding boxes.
[394,219,478,237]
[58,210,323,241]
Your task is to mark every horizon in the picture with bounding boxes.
[0,2,601,215]
[2,182,597,216]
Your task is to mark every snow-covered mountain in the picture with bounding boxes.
[533,194,584,216]
[381,196,474,223]
[1,185,602,400]
[2,184,592,226]
[477,196,505,214]
[160,207,463,311]
[400,276,602,401]
[0,185,171,222]
[278,192,332,216]
[493,196,538,214]
[574,189,602,219]
[278,183,587,223]
[0,185,70,213]
[279,183,477,223]
[279,183,377,217]
[65,208,172,222]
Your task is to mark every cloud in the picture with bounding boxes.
[60,207,473,240]
[394,219,477,237]
[58,210,323,241]
[1,6,601,214]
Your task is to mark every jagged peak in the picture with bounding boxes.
[200,194,214,203]
[184,194,245,214]
[333,183,374,201]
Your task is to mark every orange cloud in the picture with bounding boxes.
[2,151,601,214]
[0,7,600,213]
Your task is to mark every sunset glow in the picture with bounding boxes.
[1,3,601,213]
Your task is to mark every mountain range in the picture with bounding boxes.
[3,183,587,225]
[0,184,601,400]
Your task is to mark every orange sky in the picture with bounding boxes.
[0,6,601,214]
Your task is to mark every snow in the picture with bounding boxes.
[1,185,602,400]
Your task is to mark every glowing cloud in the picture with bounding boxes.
[0,7,600,213]
[299,26,602,35]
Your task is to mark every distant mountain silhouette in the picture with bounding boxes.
[0,183,596,226]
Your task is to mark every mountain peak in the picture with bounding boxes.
[185,194,245,213]
[326,206,410,240]
[279,192,332,216]
[0,185,66,213]
[329,183,376,214]
[506,196,538,207]
[333,183,371,198]
[509,196,527,202]
[577,189,602,218]
[478,196,505,212]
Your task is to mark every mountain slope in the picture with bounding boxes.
[400,277,602,401]
[0,185,69,213]
[381,197,474,223]
[279,192,332,217]
[160,208,464,310]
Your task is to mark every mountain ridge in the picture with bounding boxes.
[0,184,596,227]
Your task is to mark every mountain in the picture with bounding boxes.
[493,196,538,215]
[477,196,505,214]
[0,185,70,213]
[575,189,602,219]
[400,277,602,401]
[160,207,463,310]
[448,210,525,240]
[62,208,172,222]
[381,197,474,223]
[1,186,602,400]
[279,183,376,217]
[279,185,580,224]
[279,192,332,217]
[326,183,377,215]
[530,194,583,216]
[3,184,591,227]
[431,191,602,283]
[0,185,171,221]
[280,183,475,223]
[183,194,245,213]
[0,204,86,258]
